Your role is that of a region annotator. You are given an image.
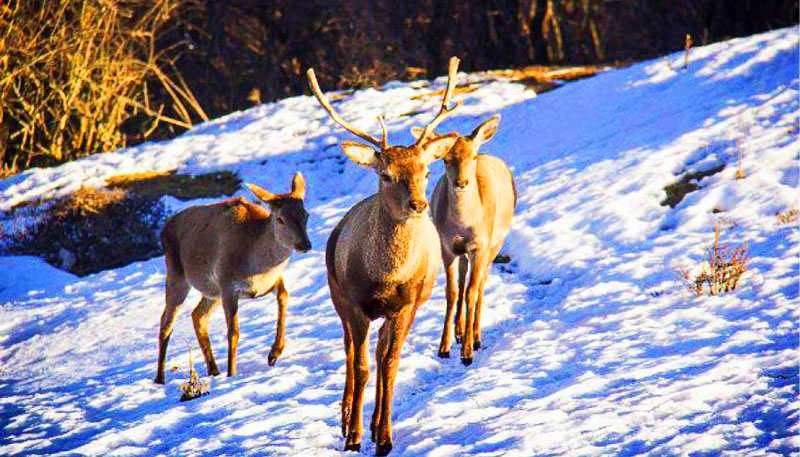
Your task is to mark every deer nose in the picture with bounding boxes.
[296,239,312,253]
[456,179,469,189]
[409,200,427,213]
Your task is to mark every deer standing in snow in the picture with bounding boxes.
[154,173,311,384]
[307,58,461,455]
[419,114,516,365]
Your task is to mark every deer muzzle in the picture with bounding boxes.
[408,199,428,214]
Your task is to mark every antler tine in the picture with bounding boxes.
[307,68,384,149]
[418,56,462,144]
[377,115,388,150]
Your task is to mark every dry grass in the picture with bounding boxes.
[179,342,210,402]
[776,207,798,225]
[485,64,621,94]
[106,170,241,200]
[408,63,616,103]
[682,225,748,297]
[410,84,481,101]
[0,0,206,173]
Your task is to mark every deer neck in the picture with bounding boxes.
[364,194,429,283]
[447,179,483,228]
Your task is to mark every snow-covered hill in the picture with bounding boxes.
[1,27,798,456]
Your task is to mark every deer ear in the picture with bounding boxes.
[246,183,276,202]
[419,134,457,163]
[341,141,379,168]
[291,172,306,199]
[410,126,424,140]
[470,114,500,146]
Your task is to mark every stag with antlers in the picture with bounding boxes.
[307,57,461,455]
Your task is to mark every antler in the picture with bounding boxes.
[417,56,463,144]
[307,68,387,150]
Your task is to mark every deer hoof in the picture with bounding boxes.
[473,341,481,350]
[375,442,393,456]
[461,356,473,366]
[208,365,220,376]
[437,349,450,358]
[154,375,165,385]
[268,354,279,366]
[344,442,361,452]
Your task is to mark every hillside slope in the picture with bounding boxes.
[1,27,798,456]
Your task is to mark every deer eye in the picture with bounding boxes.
[425,170,431,178]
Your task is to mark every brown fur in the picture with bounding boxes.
[326,139,453,455]
[429,115,516,364]
[154,173,310,384]
[309,59,462,455]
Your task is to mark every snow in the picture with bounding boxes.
[1,27,798,456]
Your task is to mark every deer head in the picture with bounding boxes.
[246,172,311,252]
[307,58,463,220]
[412,114,500,191]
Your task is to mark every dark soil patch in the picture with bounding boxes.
[661,164,725,208]
[4,187,169,276]
[3,170,241,276]
[106,170,241,200]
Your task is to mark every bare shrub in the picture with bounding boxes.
[776,207,798,225]
[179,342,210,402]
[0,0,207,173]
[682,225,748,297]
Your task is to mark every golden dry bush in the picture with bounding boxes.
[179,342,210,402]
[685,225,748,297]
[776,207,798,225]
[0,0,207,174]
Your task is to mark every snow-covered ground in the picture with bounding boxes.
[1,27,798,456]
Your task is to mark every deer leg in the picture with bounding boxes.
[438,254,458,358]
[344,314,370,452]
[191,296,221,376]
[268,278,288,366]
[454,255,468,343]
[155,273,189,384]
[375,308,415,456]
[340,321,354,438]
[372,319,390,442]
[331,284,354,438]
[461,250,490,366]
[222,291,240,377]
[473,270,489,350]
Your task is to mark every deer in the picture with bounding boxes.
[413,114,516,366]
[307,57,462,455]
[154,172,311,385]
